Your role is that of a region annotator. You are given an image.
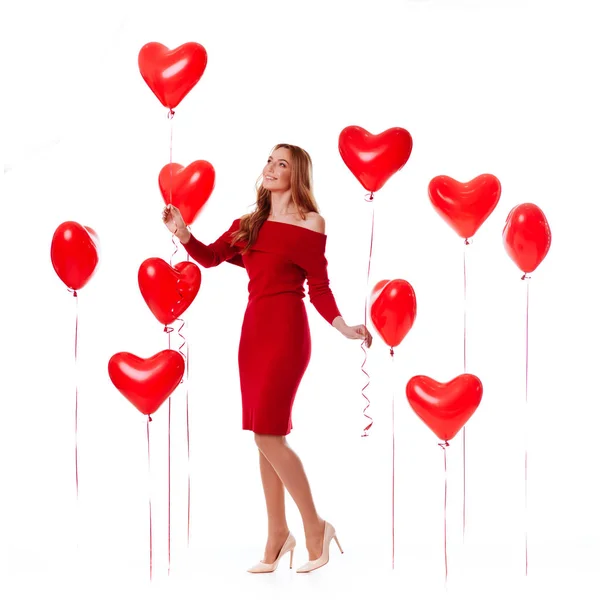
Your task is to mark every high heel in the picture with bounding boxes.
[247,532,296,574]
[296,521,343,573]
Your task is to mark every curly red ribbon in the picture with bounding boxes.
[361,192,375,437]
[166,232,192,567]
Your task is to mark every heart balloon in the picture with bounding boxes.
[338,126,413,193]
[108,350,185,416]
[369,279,417,349]
[158,160,215,225]
[428,174,501,239]
[51,221,100,291]
[138,259,201,325]
[502,203,551,274]
[406,374,483,442]
[138,42,208,109]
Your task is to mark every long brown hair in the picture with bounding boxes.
[230,143,320,253]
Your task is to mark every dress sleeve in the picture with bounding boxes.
[181,219,244,268]
[294,240,342,325]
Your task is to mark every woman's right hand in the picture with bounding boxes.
[162,204,190,243]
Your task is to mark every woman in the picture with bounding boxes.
[162,143,372,574]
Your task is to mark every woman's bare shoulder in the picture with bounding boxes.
[301,211,325,234]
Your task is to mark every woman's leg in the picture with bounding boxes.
[258,448,291,563]
[255,434,325,561]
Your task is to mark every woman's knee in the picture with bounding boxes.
[254,433,285,453]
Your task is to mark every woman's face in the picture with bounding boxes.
[262,147,292,192]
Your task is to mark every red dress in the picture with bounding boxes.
[182,218,341,435]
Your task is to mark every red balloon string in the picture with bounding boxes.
[147,415,153,582]
[167,234,193,551]
[174,315,190,546]
[168,104,177,264]
[360,192,375,437]
[439,441,449,583]
[168,109,174,205]
[390,347,396,570]
[522,273,530,575]
[164,107,178,574]
[73,290,79,499]
[463,241,468,372]
[171,258,191,545]
[165,228,176,577]
[186,362,191,547]
[462,240,469,541]
[167,331,172,576]
[185,251,191,547]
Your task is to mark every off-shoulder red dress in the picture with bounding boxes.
[182,218,341,435]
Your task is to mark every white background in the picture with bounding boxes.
[1,0,598,598]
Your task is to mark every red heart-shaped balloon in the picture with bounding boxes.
[138,259,201,325]
[50,221,100,291]
[502,203,551,275]
[406,374,483,442]
[158,160,215,225]
[338,126,413,193]
[428,174,501,239]
[138,42,207,109]
[108,350,185,416]
[369,279,417,349]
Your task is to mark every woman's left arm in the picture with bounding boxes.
[297,214,372,347]
[332,316,372,346]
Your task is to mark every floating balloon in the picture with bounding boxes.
[138,42,208,109]
[369,279,417,350]
[338,126,413,193]
[406,374,483,442]
[428,174,501,239]
[108,350,185,416]
[51,221,99,291]
[158,160,215,225]
[138,259,201,325]
[502,203,551,274]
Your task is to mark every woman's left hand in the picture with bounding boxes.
[332,316,373,347]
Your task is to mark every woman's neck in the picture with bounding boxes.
[269,192,296,217]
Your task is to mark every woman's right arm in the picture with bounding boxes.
[179,224,241,268]
[163,204,242,268]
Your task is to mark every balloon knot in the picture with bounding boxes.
[464,238,471,246]
[148,415,153,423]
[390,347,395,357]
[438,441,449,450]
[73,290,78,298]
[521,273,531,281]
[168,109,175,119]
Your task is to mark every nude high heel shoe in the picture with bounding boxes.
[296,521,343,573]
[247,532,296,574]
